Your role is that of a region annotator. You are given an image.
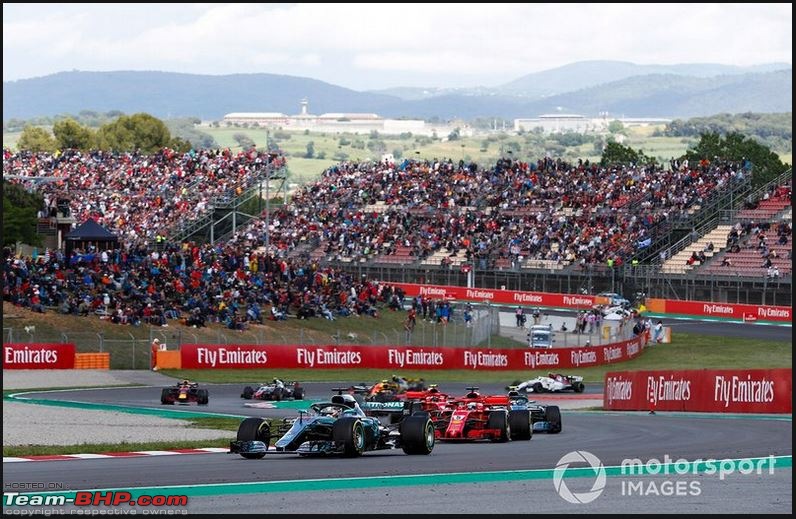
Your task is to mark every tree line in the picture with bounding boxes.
[12,113,219,154]
[661,112,792,154]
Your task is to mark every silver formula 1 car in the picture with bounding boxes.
[230,392,434,458]
[511,373,585,393]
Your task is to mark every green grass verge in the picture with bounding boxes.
[163,333,791,384]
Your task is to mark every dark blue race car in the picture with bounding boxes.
[230,393,435,458]
[507,388,562,434]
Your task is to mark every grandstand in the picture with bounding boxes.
[3,148,791,323]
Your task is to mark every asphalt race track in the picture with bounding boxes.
[4,321,792,513]
[11,381,601,419]
[6,385,792,513]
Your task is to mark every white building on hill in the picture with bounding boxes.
[222,99,433,135]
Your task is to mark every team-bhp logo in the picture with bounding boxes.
[553,450,607,504]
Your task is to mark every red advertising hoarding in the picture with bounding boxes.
[3,343,76,369]
[662,300,791,323]
[180,335,646,370]
[386,282,792,322]
[604,369,792,413]
[387,282,597,309]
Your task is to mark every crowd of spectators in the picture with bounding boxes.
[2,241,406,329]
[3,147,283,247]
[2,148,764,328]
[229,155,749,271]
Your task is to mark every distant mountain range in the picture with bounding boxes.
[3,60,791,121]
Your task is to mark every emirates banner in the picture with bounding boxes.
[662,300,791,323]
[180,335,646,370]
[604,369,792,413]
[3,343,76,369]
[387,282,599,309]
[386,282,791,322]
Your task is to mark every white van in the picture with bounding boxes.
[528,324,555,349]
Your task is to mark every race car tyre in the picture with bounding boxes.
[400,415,435,455]
[508,409,532,441]
[293,387,304,400]
[273,388,283,402]
[545,405,562,434]
[236,417,271,459]
[197,389,209,405]
[487,411,511,442]
[332,418,365,457]
[241,386,254,399]
[160,388,172,405]
[532,382,544,393]
[573,382,585,393]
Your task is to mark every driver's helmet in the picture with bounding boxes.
[548,373,556,379]
[467,402,478,410]
[181,379,190,386]
[428,386,440,394]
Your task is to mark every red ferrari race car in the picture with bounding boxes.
[160,380,209,405]
[403,387,532,442]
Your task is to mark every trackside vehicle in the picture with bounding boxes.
[528,324,555,349]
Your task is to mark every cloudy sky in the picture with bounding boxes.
[3,3,791,91]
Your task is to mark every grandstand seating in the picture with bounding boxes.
[735,187,792,221]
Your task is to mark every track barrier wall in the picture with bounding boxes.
[3,343,76,369]
[603,368,793,413]
[644,298,791,323]
[74,352,110,369]
[388,282,791,323]
[178,333,647,370]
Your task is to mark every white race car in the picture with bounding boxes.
[513,373,585,393]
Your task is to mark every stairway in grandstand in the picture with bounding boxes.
[661,225,734,275]
[701,181,792,278]
[635,170,752,266]
[661,174,792,279]
[168,164,288,245]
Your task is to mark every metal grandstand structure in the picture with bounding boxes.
[166,162,289,245]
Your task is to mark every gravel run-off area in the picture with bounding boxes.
[3,370,231,447]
